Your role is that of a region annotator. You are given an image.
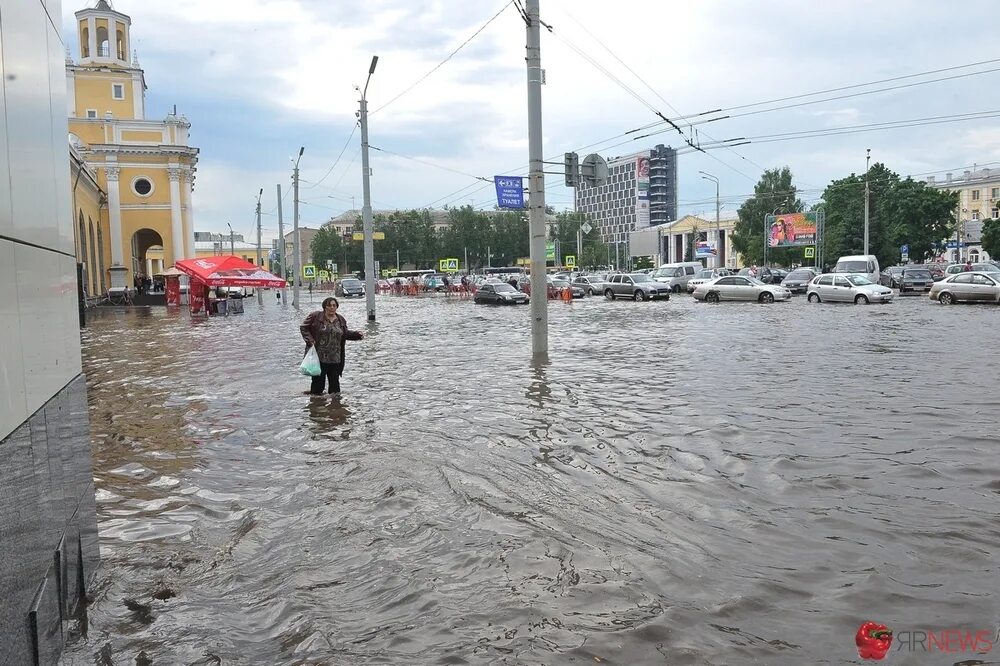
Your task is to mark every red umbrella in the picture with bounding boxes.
[174,255,287,288]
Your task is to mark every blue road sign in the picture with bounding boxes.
[900,244,909,260]
[494,176,525,209]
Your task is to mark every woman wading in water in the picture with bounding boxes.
[299,297,364,394]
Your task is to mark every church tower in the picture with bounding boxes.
[67,1,198,290]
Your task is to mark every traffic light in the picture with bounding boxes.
[564,152,579,188]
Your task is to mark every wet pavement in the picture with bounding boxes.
[62,293,999,665]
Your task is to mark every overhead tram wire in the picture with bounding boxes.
[368,146,492,182]
[371,1,514,116]
[302,124,358,190]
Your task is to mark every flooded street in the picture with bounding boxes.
[63,294,999,665]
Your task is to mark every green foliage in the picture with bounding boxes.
[982,217,1000,260]
[821,164,956,267]
[632,256,654,270]
[731,167,804,266]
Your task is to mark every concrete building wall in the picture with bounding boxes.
[0,1,101,663]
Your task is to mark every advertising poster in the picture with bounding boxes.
[695,241,717,258]
[767,212,818,247]
[636,154,651,229]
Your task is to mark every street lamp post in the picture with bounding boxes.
[292,146,304,307]
[864,148,871,257]
[359,55,379,322]
[699,171,720,268]
[226,222,234,255]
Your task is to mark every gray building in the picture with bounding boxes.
[574,144,678,244]
[1,1,101,664]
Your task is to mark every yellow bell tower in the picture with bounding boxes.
[67,1,199,290]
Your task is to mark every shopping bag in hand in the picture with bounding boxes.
[299,347,321,376]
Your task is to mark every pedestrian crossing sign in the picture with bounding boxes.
[302,264,316,279]
[804,247,815,259]
[439,258,459,272]
[565,255,576,268]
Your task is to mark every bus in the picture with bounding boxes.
[482,266,527,278]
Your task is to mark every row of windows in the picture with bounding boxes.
[969,209,1000,220]
[969,188,1000,200]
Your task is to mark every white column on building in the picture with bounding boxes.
[146,258,153,277]
[109,21,118,63]
[168,166,185,263]
[131,72,144,119]
[106,165,124,266]
[182,169,195,259]
[88,17,97,60]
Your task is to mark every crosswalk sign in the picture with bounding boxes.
[804,247,815,259]
[302,264,316,279]
[565,255,576,268]
[439,258,459,272]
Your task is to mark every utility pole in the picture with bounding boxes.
[359,55,379,322]
[396,248,400,271]
[276,183,286,303]
[255,187,263,304]
[864,148,871,257]
[227,222,234,255]
[292,146,304,307]
[526,0,547,356]
[699,171,719,268]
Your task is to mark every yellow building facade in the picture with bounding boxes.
[67,0,198,293]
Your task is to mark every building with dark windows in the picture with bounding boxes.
[574,145,678,246]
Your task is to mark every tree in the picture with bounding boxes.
[731,167,804,266]
[821,164,956,268]
[982,217,1000,260]
[310,225,344,275]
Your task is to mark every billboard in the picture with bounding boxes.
[636,154,651,229]
[767,212,817,247]
[694,241,717,258]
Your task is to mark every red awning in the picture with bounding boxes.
[174,256,287,288]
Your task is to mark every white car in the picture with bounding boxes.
[686,268,730,293]
[807,274,893,304]
[692,275,791,303]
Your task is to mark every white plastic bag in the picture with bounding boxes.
[299,347,321,376]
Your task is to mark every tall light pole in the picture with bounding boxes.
[864,148,871,257]
[525,0,548,356]
[276,183,286,303]
[292,146,304,307]
[255,187,263,304]
[226,222,234,255]
[359,55,379,321]
[699,171,720,268]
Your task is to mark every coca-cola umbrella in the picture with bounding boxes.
[174,255,287,288]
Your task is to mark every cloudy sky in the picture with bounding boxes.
[63,0,1000,242]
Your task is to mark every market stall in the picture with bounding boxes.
[173,256,287,315]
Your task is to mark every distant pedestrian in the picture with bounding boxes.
[509,277,518,290]
[964,259,973,272]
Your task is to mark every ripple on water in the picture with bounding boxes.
[63,295,1000,665]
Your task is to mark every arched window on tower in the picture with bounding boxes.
[97,26,109,57]
[81,27,90,58]
[117,29,126,60]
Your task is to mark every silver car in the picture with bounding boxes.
[572,275,607,296]
[692,275,792,303]
[929,272,1000,304]
[806,274,893,304]
[685,268,731,293]
[604,273,672,301]
[780,268,818,294]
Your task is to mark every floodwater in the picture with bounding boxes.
[63,293,999,665]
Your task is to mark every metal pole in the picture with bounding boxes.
[255,188,263,305]
[292,153,302,308]
[487,245,491,267]
[464,246,468,272]
[396,248,400,270]
[864,148,870,257]
[762,212,767,268]
[360,56,378,322]
[276,184,286,303]
[525,0,547,356]
[227,222,234,255]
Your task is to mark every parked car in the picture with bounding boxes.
[879,265,905,288]
[807,273,893,304]
[336,278,364,297]
[920,263,946,281]
[692,275,791,303]
[651,261,702,292]
[769,268,789,283]
[834,254,880,284]
[737,266,777,284]
[898,267,934,294]
[944,262,1000,276]
[423,275,448,292]
[474,282,529,305]
[928,272,1000,304]
[780,268,818,294]
[572,275,608,296]
[550,278,585,298]
[604,273,672,301]
[686,268,731,293]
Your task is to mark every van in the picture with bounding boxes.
[651,261,703,292]
[833,254,880,284]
